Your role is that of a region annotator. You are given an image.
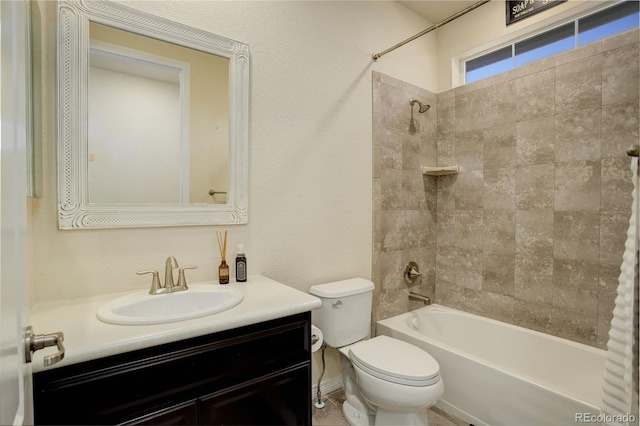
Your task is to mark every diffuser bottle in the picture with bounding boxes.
[219,261,230,284]
[236,244,247,282]
[216,230,229,284]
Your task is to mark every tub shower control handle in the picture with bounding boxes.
[24,326,65,367]
[332,300,343,308]
[404,261,421,284]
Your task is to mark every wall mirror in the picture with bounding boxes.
[58,0,249,229]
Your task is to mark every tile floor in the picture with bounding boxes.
[312,389,469,426]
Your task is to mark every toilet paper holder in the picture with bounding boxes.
[310,325,324,353]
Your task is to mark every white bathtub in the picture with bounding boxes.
[376,304,607,426]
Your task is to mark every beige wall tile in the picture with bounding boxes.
[516,117,555,166]
[454,210,483,250]
[484,168,515,211]
[482,251,515,297]
[455,248,483,290]
[436,174,456,210]
[601,100,639,159]
[484,210,516,254]
[516,164,554,211]
[374,26,639,347]
[602,43,639,106]
[372,77,438,322]
[555,55,602,114]
[602,28,639,52]
[554,160,601,211]
[517,68,555,120]
[516,211,554,258]
[455,130,484,171]
[455,170,483,209]
[483,124,516,169]
[552,258,598,315]
[555,108,602,162]
[549,308,597,346]
[553,211,600,262]
[514,253,553,304]
[600,211,631,267]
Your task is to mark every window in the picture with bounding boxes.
[464,1,640,84]
[514,22,574,67]
[466,46,512,84]
[578,1,639,45]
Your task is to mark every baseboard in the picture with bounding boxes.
[311,375,344,401]
[436,400,487,426]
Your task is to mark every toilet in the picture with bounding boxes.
[310,278,444,426]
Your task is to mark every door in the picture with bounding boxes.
[0,0,33,424]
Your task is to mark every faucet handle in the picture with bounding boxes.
[137,270,162,295]
[176,265,198,290]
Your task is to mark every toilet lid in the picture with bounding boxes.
[348,336,440,387]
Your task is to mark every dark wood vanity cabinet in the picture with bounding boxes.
[33,312,312,425]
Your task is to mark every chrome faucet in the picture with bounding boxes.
[164,256,178,289]
[137,257,197,295]
[409,292,431,305]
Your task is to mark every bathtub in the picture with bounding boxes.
[376,304,607,426]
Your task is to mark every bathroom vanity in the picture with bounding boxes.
[30,276,321,425]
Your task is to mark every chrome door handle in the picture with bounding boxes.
[24,326,65,367]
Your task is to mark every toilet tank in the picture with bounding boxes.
[309,278,374,348]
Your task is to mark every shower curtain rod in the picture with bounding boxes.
[372,0,491,62]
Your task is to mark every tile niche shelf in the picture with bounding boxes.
[422,165,459,176]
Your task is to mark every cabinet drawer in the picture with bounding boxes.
[120,400,198,426]
[200,365,311,426]
[34,313,311,425]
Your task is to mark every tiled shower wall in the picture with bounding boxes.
[372,71,438,327]
[372,29,639,348]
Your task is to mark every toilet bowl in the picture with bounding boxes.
[339,336,444,426]
[309,279,444,426]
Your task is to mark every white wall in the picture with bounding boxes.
[31,0,437,300]
[88,66,182,204]
[30,0,437,385]
[435,0,609,92]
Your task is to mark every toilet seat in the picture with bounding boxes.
[348,336,440,387]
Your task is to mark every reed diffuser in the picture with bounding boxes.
[216,230,229,284]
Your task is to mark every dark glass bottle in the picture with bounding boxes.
[219,260,230,284]
[236,244,247,282]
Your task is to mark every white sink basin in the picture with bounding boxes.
[97,284,243,325]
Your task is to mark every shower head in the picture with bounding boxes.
[410,99,430,113]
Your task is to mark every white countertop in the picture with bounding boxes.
[30,275,321,373]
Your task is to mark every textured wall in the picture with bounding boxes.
[371,71,438,329]
[30,0,437,302]
[434,29,639,348]
[372,30,639,348]
[30,0,438,388]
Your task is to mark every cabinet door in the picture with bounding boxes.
[120,400,197,426]
[34,313,310,425]
[199,365,310,426]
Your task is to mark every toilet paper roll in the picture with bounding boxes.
[311,325,323,352]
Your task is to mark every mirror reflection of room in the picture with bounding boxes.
[88,23,229,205]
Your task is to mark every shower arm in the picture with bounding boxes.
[372,0,490,62]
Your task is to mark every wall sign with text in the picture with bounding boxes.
[506,0,566,25]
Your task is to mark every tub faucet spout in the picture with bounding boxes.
[409,292,430,305]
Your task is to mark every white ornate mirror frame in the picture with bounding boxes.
[58,0,249,229]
